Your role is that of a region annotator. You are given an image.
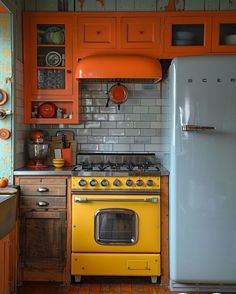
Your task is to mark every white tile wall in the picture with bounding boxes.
[14,59,30,168]
[40,81,170,160]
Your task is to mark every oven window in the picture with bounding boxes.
[95,208,138,245]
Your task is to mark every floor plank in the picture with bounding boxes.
[17,281,223,294]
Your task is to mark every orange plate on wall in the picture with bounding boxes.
[0,89,8,106]
[0,128,11,140]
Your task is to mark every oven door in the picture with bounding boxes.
[72,194,160,253]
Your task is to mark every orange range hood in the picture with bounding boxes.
[75,55,162,83]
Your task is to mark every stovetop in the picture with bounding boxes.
[72,153,161,176]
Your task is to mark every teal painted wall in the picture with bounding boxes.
[0,13,13,182]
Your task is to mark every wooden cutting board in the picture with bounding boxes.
[0,187,18,194]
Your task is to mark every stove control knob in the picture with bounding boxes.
[147,179,154,187]
[78,179,87,187]
[126,179,133,187]
[113,179,121,187]
[90,179,98,187]
[136,179,143,187]
[101,179,108,187]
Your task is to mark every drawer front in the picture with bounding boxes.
[121,17,160,49]
[19,178,67,185]
[20,196,66,209]
[78,17,116,48]
[20,185,66,196]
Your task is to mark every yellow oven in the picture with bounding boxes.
[71,194,161,280]
[72,194,160,253]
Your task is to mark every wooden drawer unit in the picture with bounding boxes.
[15,175,70,283]
[20,196,66,209]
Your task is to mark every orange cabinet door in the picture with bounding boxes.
[25,15,74,97]
[162,15,211,58]
[78,17,116,49]
[212,15,236,53]
[23,13,79,124]
[121,16,161,49]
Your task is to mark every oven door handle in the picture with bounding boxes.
[74,197,159,203]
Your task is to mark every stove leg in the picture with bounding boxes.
[151,276,157,284]
[74,275,82,283]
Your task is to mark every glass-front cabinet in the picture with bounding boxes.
[162,15,212,58]
[212,15,236,53]
[36,24,66,92]
[23,13,79,124]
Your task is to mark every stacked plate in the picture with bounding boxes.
[224,34,236,45]
[173,31,195,46]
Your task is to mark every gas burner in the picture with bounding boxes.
[122,161,135,171]
[97,161,110,171]
[73,162,94,171]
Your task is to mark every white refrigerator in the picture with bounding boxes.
[168,55,236,292]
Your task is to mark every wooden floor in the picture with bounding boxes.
[17,277,218,294]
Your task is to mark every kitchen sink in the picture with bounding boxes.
[0,194,17,240]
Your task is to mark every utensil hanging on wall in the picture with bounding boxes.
[0,109,12,120]
[0,128,11,140]
[106,83,128,110]
[0,89,8,106]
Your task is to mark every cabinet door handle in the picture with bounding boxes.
[37,187,49,193]
[36,201,49,207]
[66,70,72,74]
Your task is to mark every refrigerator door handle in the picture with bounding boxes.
[182,125,216,132]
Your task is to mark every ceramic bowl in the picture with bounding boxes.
[52,158,64,167]
[174,39,194,46]
[224,34,236,45]
[174,31,195,40]
[52,161,64,168]
[52,158,64,162]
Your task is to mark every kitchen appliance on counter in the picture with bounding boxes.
[71,153,161,283]
[167,55,236,292]
[27,130,49,168]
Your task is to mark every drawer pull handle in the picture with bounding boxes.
[36,201,49,207]
[37,187,49,193]
[75,197,159,203]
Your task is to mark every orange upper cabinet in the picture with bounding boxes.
[162,15,212,58]
[120,16,161,50]
[27,15,74,97]
[212,15,236,53]
[78,17,116,49]
[23,13,79,124]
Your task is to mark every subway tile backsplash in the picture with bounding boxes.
[38,82,170,161]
